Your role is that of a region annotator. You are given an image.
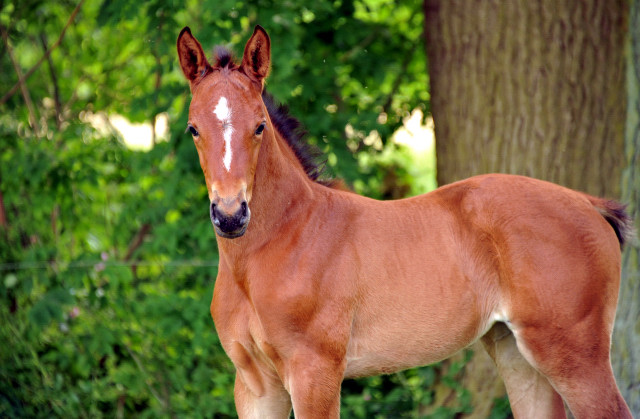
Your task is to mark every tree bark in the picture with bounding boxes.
[611,0,640,413]
[423,0,628,416]
[424,0,626,198]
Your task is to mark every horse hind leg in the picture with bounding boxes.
[508,321,632,419]
[481,322,566,419]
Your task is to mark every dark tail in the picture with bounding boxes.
[588,197,635,248]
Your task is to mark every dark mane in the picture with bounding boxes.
[261,92,335,187]
[214,46,237,70]
[213,46,335,187]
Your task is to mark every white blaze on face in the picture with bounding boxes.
[213,96,233,172]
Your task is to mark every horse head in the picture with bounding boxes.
[177,26,271,238]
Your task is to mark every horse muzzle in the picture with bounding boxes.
[210,198,250,239]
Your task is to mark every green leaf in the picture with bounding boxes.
[4,273,18,288]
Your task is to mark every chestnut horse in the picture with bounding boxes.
[177,26,633,418]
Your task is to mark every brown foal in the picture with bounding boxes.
[177,25,633,418]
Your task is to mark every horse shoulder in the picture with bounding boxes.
[237,190,358,360]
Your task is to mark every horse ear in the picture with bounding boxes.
[241,25,271,86]
[177,27,212,88]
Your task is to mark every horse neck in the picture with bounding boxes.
[217,126,316,257]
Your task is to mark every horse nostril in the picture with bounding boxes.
[210,202,221,226]
[240,201,248,218]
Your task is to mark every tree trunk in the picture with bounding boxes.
[611,0,640,413]
[424,0,625,198]
[423,0,628,416]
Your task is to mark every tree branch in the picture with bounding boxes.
[341,31,377,63]
[124,223,152,261]
[1,25,39,132]
[0,0,84,106]
[39,32,62,130]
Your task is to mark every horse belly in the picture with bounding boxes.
[344,317,484,378]
[343,276,491,378]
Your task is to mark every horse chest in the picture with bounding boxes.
[212,278,267,349]
[212,279,285,391]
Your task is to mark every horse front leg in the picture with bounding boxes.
[286,353,345,419]
[234,371,292,419]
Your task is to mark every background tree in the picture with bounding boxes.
[425,0,626,197]
[612,0,640,413]
[424,0,635,416]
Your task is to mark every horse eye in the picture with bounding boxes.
[255,122,266,136]
[187,124,199,137]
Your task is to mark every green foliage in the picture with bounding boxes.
[0,0,494,417]
[0,126,235,417]
[487,396,513,419]
[340,351,474,418]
